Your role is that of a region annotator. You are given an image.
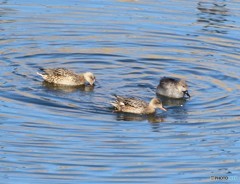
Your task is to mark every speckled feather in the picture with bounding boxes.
[38,68,85,86]
[43,68,76,77]
[114,96,148,108]
[111,95,166,114]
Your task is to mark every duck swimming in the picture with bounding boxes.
[156,77,190,99]
[37,68,95,86]
[111,95,166,114]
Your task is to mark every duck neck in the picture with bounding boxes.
[82,73,87,80]
[145,105,155,114]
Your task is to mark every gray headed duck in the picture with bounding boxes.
[156,77,190,99]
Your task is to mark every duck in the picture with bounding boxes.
[37,68,95,86]
[156,77,190,99]
[111,95,166,114]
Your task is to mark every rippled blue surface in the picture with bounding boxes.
[1,0,240,183]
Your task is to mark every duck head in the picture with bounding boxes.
[83,72,96,86]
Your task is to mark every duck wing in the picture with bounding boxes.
[42,68,74,76]
[115,95,147,108]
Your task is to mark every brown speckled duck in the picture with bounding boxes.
[37,68,95,86]
[111,95,166,114]
[156,77,190,99]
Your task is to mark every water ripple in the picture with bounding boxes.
[0,0,240,183]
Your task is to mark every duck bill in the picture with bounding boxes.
[160,106,167,111]
[92,79,97,86]
[89,81,95,86]
[184,90,190,98]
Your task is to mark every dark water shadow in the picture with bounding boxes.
[114,111,165,123]
[156,94,189,124]
[41,81,95,93]
[0,1,8,5]
[114,111,167,132]
[167,106,189,124]
[156,94,188,107]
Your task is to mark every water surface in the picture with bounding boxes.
[0,0,240,183]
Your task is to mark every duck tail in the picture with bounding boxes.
[37,72,46,79]
[110,101,118,108]
[37,72,43,76]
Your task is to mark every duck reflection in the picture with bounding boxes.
[156,94,189,124]
[168,106,189,124]
[197,0,229,34]
[157,94,187,107]
[42,81,95,93]
[115,112,165,123]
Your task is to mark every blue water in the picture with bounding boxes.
[0,0,240,183]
